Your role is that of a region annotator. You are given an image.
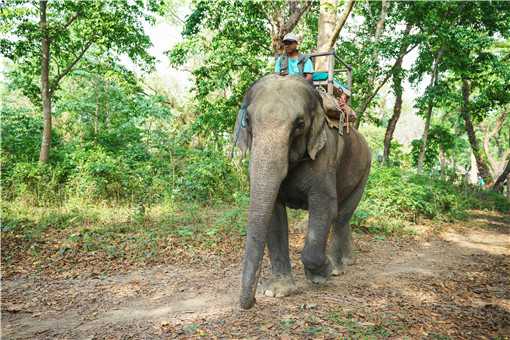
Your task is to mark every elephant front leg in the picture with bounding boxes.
[301,194,336,284]
[262,201,298,298]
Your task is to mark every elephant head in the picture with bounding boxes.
[235,75,327,309]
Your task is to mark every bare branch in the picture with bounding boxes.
[168,9,185,25]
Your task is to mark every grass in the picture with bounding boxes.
[327,311,407,339]
[1,196,252,277]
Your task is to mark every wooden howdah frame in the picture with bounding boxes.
[309,49,353,105]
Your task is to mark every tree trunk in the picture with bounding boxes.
[416,48,444,173]
[94,79,100,136]
[483,110,509,177]
[39,0,52,163]
[382,87,402,164]
[461,78,493,184]
[439,147,446,179]
[417,101,433,173]
[374,0,389,41]
[316,0,338,71]
[491,158,510,192]
[326,0,355,51]
[507,173,510,199]
[382,24,411,163]
[315,0,355,73]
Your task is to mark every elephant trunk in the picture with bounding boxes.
[240,143,288,309]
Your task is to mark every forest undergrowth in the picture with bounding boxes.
[2,162,508,280]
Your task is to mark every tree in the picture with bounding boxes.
[382,24,411,164]
[398,1,510,177]
[169,0,314,143]
[483,110,509,177]
[315,0,355,71]
[417,48,444,173]
[345,1,419,128]
[492,158,510,192]
[1,0,162,162]
[268,0,313,54]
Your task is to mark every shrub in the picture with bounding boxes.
[173,147,246,202]
[353,165,509,234]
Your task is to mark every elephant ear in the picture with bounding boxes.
[307,104,327,160]
[233,106,251,157]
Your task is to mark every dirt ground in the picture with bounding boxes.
[2,210,509,339]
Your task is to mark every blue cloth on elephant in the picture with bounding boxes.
[275,56,314,75]
[312,72,351,96]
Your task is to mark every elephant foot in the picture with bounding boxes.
[328,255,354,276]
[260,275,298,298]
[331,261,345,276]
[240,295,256,310]
[304,260,332,284]
[342,256,354,266]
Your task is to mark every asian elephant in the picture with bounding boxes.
[234,74,371,310]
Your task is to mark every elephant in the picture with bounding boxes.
[234,74,371,310]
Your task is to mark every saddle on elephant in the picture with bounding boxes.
[312,71,357,134]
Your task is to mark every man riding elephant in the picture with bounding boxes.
[275,33,314,82]
[274,33,356,124]
[234,75,371,309]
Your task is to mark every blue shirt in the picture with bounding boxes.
[275,55,314,75]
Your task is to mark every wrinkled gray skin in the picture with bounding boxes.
[235,75,371,310]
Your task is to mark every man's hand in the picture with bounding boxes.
[304,73,313,82]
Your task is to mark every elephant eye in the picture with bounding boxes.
[295,119,305,129]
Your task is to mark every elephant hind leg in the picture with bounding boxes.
[328,171,369,275]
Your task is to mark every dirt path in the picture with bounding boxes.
[2,210,509,339]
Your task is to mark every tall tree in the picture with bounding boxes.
[483,110,509,178]
[417,48,443,174]
[461,79,493,184]
[1,0,161,162]
[352,1,419,128]
[382,24,412,164]
[39,1,51,162]
[315,0,355,71]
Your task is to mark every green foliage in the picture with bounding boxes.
[169,0,313,140]
[353,165,509,234]
[1,0,162,104]
[174,147,246,202]
[1,107,43,164]
[410,123,467,171]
